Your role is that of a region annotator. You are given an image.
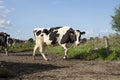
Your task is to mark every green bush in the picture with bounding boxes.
[107,49,120,60]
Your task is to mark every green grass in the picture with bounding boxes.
[5,33,120,60]
[8,42,34,53]
[44,46,64,55]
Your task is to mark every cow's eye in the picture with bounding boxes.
[41,34,44,37]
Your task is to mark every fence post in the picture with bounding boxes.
[105,37,109,54]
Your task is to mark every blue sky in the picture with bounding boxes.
[0,0,120,39]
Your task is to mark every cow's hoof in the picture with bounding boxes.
[6,54,9,56]
[45,58,49,61]
[33,56,35,60]
[63,56,68,60]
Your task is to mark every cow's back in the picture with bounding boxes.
[33,26,76,45]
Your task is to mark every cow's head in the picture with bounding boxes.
[0,32,10,38]
[8,38,15,47]
[34,28,50,41]
[0,32,10,45]
[75,30,85,46]
[36,28,49,36]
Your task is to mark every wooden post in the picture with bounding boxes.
[105,37,109,54]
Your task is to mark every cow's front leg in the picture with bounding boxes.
[5,48,8,56]
[33,45,38,60]
[61,44,68,59]
[64,48,68,59]
[39,47,48,61]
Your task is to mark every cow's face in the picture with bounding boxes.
[7,38,15,46]
[75,30,85,46]
[2,32,11,46]
[35,28,50,40]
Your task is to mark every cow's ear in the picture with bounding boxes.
[80,31,85,35]
[36,30,41,36]
[6,34,10,37]
[76,30,80,32]
[43,29,49,35]
[4,33,10,37]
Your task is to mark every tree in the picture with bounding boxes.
[28,38,34,43]
[111,5,120,32]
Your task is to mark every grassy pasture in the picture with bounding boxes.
[4,33,120,60]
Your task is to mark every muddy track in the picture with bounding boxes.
[0,52,120,80]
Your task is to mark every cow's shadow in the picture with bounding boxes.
[0,61,68,78]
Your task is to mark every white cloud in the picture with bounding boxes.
[0,5,4,9]
[0,0,3,3]
[11,8,15,11]
[0,0,12,29]
[0,19,11,29]
[1,9,11,17]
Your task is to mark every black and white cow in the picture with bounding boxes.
[33,26,85,60]
[0,32,14,55]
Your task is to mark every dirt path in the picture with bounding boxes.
[0,52,120,80]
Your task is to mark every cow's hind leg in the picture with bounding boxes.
[61,44,68,59]
[39,47,48,61]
